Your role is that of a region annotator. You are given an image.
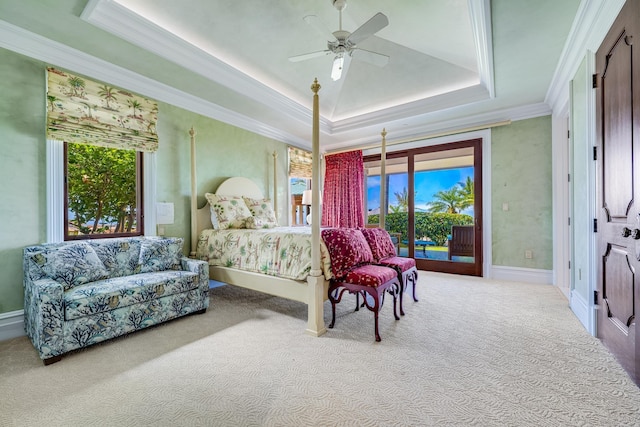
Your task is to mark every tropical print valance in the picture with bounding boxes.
[288,146,312,179]
[46,67,158,152]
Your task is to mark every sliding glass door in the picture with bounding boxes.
[365,138,483,276]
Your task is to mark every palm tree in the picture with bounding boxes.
[67,76,85,97]
[98,85,117,110]
[127,99,142,118]
[428,187,463,214]
[391,187,409,212]
[458,176,474,211]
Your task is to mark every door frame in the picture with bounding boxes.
[362,129,492,278]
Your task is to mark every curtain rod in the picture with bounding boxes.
[325,120,511,155]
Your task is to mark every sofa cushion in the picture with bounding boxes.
[64,270,199,320]
[88,237,143,278]
[38,242,109,291]
[321,228,374,279]
[139,237,183,273]
[360,227,397,262]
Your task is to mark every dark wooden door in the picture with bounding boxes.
[595,0,640,385]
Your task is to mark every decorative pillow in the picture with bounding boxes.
[245,216,277,229]
[243,197,278,228]
[321,228,374,279]
[209,206,220,230]
[360,227,397,261]
[39,242,109,291]
[205,193,252,229]
[139,237,184,273]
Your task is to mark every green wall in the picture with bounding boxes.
[0,44,555,316]
[0,47,289,314]
[491,116,553,270]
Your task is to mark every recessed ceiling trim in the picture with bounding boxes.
[330,84,490,133]
[321,102,550,152]
[81,0,332,134]
[469,0,495,98]
[0,19,307,146]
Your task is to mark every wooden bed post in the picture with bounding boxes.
[189,127,198,258]
[272,151,278,222]
[306,78,327,337]
[379,128,387,230]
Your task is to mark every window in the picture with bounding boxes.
[46,67,158,243]
[64,142,143,240]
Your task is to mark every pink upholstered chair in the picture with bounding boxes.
[321,228,400,342]
[360,227,418,316]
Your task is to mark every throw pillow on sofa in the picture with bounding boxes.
[139,237,183,273]
[38,242,109,291]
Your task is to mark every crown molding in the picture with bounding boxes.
[469,0,495,98]
[0,19,306,146]
[321,102,551,152]
[545,0,625,112]
[81,0,495,136]
[81,0,331,134]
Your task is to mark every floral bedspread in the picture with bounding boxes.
[196,227,333,280]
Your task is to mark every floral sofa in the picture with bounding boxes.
[23,236,209,365]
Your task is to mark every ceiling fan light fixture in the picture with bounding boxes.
[331,54,344,81]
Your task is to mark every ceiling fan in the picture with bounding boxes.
[289,0,389,81]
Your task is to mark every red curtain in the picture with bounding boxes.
[322,150,365,228]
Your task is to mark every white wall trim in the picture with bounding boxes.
[570,289,594,335]
[46,139,64,243]
[490,266,553,285]
[0,310,25,341]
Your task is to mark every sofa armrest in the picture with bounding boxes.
[180,257,209,287]
[23,278,65,360]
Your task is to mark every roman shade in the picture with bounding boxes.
[288,146,312,179]
[46,67,158,152]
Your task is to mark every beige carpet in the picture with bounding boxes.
[1,272,639,426]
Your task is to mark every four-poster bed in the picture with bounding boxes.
[189,79,328,337]
[187,78,391,337]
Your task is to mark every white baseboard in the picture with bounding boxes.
[0,310,25,341]
[490,265,553,284]
[570,289,595,335]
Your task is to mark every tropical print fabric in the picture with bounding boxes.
[23,237,209,361]
[242,197,278,228]
[196,227,333,280]
[205,193,253,229]
[321,228,374,279]
[36,242,109,291]
[139,237,183,272]
[46,67,158,152]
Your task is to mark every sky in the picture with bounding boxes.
[367,167,474,213]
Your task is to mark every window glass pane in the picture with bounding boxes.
[290,177,310,225]
[66,143,141,238]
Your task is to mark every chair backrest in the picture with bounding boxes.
[321,228,374,278]
[449,225,474,258]
[360,227,396,262]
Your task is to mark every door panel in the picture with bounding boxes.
[364,138,483,277]
[596,0,640,385]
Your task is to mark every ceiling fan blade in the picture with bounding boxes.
[289,50,332,62]
[347,12,389,45]
[350,48,389,67]
[303,15,336,42]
